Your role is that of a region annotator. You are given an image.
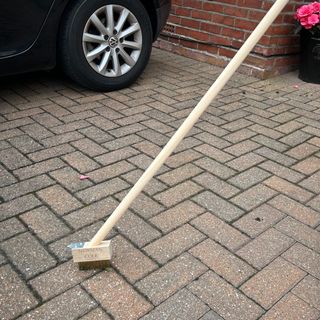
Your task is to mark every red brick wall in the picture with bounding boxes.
[155,0,301,78]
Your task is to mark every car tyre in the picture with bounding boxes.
[59,0,153,91]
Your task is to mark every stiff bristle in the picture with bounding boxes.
[78,260,111,270]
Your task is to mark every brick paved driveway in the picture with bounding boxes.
[0,48,320,320]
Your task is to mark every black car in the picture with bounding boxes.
[0,0,171,91]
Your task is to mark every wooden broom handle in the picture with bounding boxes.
[88,0,290,247]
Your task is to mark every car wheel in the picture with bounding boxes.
[59,0,153,91]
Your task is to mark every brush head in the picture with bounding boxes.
[78,260,111,270]
[70,240,112,270]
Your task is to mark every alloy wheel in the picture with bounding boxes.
[82,4,142,77]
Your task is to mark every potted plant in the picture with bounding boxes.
[295,1,320,83]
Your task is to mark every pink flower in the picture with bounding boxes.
[308,13,320,25]
[300,17,313,29]
[297,4,314,19]
[311,2,320,13]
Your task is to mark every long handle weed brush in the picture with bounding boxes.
[71,0,290,270]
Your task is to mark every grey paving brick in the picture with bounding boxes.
[286,142,318,160]
[103,134,142,150]
[0,218,26,241]
[133,140,161,157]
[155,181,203,207]
[87,115,119,132]
[261,293,319,320]
[84,271,152,320]
[129,153,169,174]
[64,197,117,229]
[308,194,320,212]
[80,308,111,320]
[269,194,320,227]
[21,122,53,140]
[111,235,157,283]
[0,252,6,265]
[49,166,93,192]
[144,224,205,264]
[255,147,296,166]
[80,126,113,144]
[275,120,305,134]
[88,160,134,183]
[32,112,63,127]
[231,184,277,211]
[233,204,285,238]
[41,131,84,148]
[251,135,288,152]
[28,144,75,162]
[116,211,161,248]
[95,146,139,166]
[63,151,100,173]
[193,191,245,222]
[279,130,311,147]
[115,190,164,219]
[292,275,320,310]
[150,200,205,233]
[0,164,17,187]
[259,160,304,183]
[228,167,271,190]
[0,265,38,320]
[77,178,128,204]
[200,310,225,320]
[8,135,43,153]
[292,156,320,175]
[191,212,249,251]
[29,260,96,301]
[276,217,320,252]
[299,171,320,194]
[227,152,265,172]
[19,286,96,320]
[21,207,70,243]
[194,172,240,198]
[240,257,306,309]
[1,233,56,279]
[166,149,202,168]
[195,132,231,149]
[282,243,320,279]
[0,147,31,170]
[109,123,145,138]
[61,111,96,123]
[0,175,55,201]
[121,169,167,196]
[13,158,65,180]
[0,118,33,131]
[189,271,263,320]
[237,228,294,269]
[224,128,256,143]
[190,239,255,286]
[141,288,209,320]
[264,176,314,203]
[71,138,107,157]
[158,163,203,186]
[136,253,207,305]
[0,194,41,221]
[37,185,82,215]
[195,144,234,162]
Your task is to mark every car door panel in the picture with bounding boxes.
[0,0,55,57]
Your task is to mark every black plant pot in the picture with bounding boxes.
[299,29,320,84]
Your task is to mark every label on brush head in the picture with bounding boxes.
[72,241,112,262]
[67,242,85,249]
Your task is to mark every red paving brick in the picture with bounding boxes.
[0,49,319,319]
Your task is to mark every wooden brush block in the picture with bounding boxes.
[72,240,112,263]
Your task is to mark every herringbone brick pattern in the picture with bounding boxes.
[0,48,319,320]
